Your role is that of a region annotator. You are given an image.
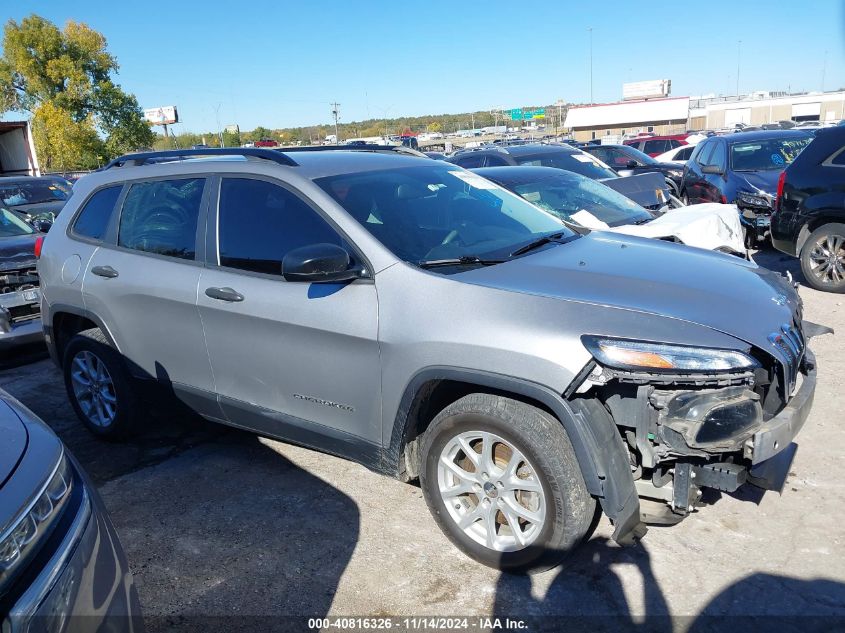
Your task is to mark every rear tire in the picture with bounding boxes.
[63,328,141,439]
[800,223,845,293]
[419,393,595,572]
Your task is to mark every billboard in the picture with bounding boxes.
[622,80,671,101]
[143,106,179,125]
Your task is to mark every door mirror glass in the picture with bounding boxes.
[282,243,361,283]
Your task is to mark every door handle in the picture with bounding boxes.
[205,287,244,302]
[91,265,119,279]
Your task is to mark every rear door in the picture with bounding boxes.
[82,176,218,413]
[196,175,382,458]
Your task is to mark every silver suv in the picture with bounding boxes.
[37,147,824,571]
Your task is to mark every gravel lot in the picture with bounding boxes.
[2,251,844,631]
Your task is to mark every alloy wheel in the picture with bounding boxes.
[70,350,117,427]
[808,233,845,285]
[437,430,546,552]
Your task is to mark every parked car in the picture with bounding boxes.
[771,127,845,292]
[472,166,746,256]
[0,389,142,629]
[583,144,685,196]
[680,130,814,247]
[0,208,44,350]
[654,143,699,165]
[39,147,822,571]
[623,134,689,157]
[254,138,279,148]
[447,143,674,209]
[0,176,72,228]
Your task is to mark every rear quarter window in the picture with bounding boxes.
[72,185,123,241]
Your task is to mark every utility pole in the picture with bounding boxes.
[331,101,341,143]
[736,40,742,98]
[588,27,594,104]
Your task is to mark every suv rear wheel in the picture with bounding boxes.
[800,223,845,293]
[63,328,140,439]
[419,393,596,572]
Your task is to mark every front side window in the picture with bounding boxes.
[73,185,122,241]
[710,142,727,170]
[217,178,343,275]
[316,165,574,265]
[118,178,204,260]
[695,141,715,166]
[452,154,486,169]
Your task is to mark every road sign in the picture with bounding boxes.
[510,108,523,121]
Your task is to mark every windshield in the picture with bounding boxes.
[513,151,618,180]
[0,179,71,206]
[0,208,35,237]
[730,136,812,171]
[316,165,575,265]
[500,171,653,228]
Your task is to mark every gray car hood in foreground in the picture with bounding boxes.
[0,398,27,488]
[457,232,798,352]
[0,234,38,271]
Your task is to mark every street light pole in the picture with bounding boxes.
[588,27,594,104]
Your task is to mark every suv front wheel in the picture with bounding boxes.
[419,393,596,571]
[63,328,140,439]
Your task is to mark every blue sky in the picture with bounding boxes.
[5,0,845,132]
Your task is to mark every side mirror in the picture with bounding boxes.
[701,164,724,175]
[625,160,639,169]
[33,219,53,233]
[282,243,363,283]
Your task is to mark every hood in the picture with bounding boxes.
[607,203,746,254]
[9,201,66,217]
[0,233,39,271]
[456,232,798,352]
[734,170,781,196]
[0,398,28,488]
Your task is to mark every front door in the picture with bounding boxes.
[196,176,382,460]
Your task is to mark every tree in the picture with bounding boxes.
[31,100,104,171]
[0,14,153,162]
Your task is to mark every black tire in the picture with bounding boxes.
[419,393,596,572]
[62,328,141,439]
[800,223,845,293]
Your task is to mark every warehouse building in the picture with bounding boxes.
[565,90,845,141]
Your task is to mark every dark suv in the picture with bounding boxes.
[582,144,684,196]
[771,127,845,292]
[680,130,814,245]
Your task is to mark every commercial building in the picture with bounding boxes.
[564,90,845,142]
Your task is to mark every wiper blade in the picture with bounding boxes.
[417,256,506,269]
[510,231,570,257]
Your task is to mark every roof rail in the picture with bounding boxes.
[101,147,298,170]
[280,144,427,158]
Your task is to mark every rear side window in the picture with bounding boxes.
[73,185,122,240]
[644,140,669,154]
[217,178,343,275]
[118,178,205,260]
[676,146,694,160]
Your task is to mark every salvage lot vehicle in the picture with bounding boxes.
[0,176,71,229]
[771,127,845,292]
[38,147,824,571]
[447,143,674,209]
[680,130,814,247]
[0,388,142,629]
[654,143,697,164]
[0,209,44,350]
[582,143,685,197]
[623,134,689,158]
[472,166,746,255]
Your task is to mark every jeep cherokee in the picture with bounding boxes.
[37,147,825,571]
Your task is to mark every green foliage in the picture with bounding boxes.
[32,101,104,170]
[0,14,154,166]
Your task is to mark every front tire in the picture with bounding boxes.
[419,394,595,572]
[800,223,845,293]
[63,328,140,439]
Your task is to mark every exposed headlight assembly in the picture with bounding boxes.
[737,191,772,208]
[582,336,759,373]
[0,452,73,592]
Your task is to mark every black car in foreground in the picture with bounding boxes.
[771,127,845,292]
[0,389,142,629]
[582,143,685,197]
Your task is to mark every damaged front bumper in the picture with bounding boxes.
[0,288,44,351]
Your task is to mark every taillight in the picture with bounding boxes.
[34,236,44,258]
[774,170,787,214]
